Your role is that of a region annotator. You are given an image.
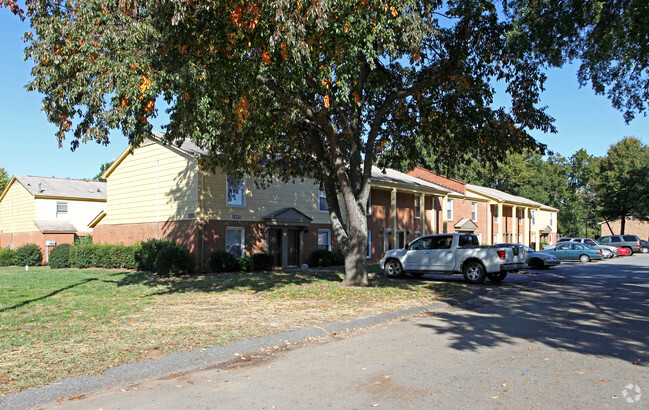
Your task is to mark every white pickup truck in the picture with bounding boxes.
[379,233,526,284]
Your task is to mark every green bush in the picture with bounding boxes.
[252,253,275,271]
[0,247,15,267]
[236,257,253,272]
[154,243,191,276]
[209,251,237,273]
[113,245,137,269]
[69,237,97,268]
[312,249,333,267]
[48,243,72,269]
[134,239,177,272]
[14,243,43,267]
[331,251,345,266]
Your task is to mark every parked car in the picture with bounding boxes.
[541,242,603,262]
[597,234,642,255]
[639,240,649,254]
[380,233,527,284]
[496,243,561,269]
[618,246,631,256]
[554,237,619,257]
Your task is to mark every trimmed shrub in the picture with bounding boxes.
[209,251,237,273]
[69,237,97,268]
[0,247,15,267]
[312,249,333,267]
[112,245,137,269]
[154,243,191,276]
[14,243,43,267]
[134,239,177,272]
[252,253,274,271]
[331,251,345,266]
[236,257,253,272]
[48,244,72,269]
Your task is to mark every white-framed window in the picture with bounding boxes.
[550,212,554,227]
[226,227,245,258]
[56,201,68,218]
[367,230,372,258]
[446,198,453,221]
[366,191,372,215]
[414,196,421,219]
[318,187,329,213]
[471,202,478,222]
[518,208,524,225]
[494,233,499,244]
[518,233,523,244]
[494,206,499,223]
[531,210,536,226]
[226,175,246,207]
[318,229,331,251]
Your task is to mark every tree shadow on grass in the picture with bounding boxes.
[414,260,649,365]
[0,278,98,312]
[113,269,345,295]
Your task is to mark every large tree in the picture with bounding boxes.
[2,0,643,285]
[0,166,9,194]
[595,137,649,234]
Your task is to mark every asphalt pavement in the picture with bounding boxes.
[2,257,648,409]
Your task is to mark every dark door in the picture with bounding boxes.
[287,229,300,266]
[268,229,282,267]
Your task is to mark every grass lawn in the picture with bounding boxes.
[0,266,470,395]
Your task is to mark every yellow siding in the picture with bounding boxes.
[102,142,199,225]
[201,170,331,224]
[0,182,37,233]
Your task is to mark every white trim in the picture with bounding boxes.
[318,187,329,213]
[226,175,246,207]
[414,196,421,219]
[446,198,453,221]
[318,229,331,251]
[471,201,477,222]
[225,227,245,258]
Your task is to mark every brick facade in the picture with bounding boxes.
[600,217,649,240]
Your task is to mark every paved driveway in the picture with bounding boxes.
[3,256,649,409]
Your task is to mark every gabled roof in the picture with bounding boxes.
[371,166,451,194]
[1,175,106,202]
[407,167,466,194]
[466,184,558,211]
[263,207,313,226]
[454,218,479,231]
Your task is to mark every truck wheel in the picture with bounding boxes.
[462,262,486,284]
[487,272,507,282]
[579,254,591,262]
[384,260,404,278]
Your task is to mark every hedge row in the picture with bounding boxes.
[0,244,43,267]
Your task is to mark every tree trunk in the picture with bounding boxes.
[340,224,369,287]
[620,216,626,235]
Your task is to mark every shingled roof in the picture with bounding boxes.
[11,175,106,201]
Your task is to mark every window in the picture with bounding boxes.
[518,209,524,225]
[494,233,499,243]
[530,210,536,226]
[366,191,372,215]
[226,227,245,258]
[367,230,372,258]
[56,201,68,218]
[318,229,331,251]
[550,212,554,227]
[471,202,478,222]
[476,233,483,244]
[318,187,328,212]
[414,196,421,219]
[494,206,499,223]
[611,236,621,243]
[446,198,453,221]
[226,175,246,207]
[518,233,523,244]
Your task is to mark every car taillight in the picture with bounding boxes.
[597,251,601,254]
[497,250,506,259]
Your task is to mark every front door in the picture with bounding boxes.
[287,229,300,266]
[268,229,282,267]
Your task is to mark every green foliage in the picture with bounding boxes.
[252,253,275,271]
[13,244,43,267]
[209,251,237,273]
[154,243,191,276]
[93,161,114,182]
[0,166,8,195]
[0,247,15,267]
[312,250,333,267]
[331,251,345,266]
[69,237,97,269]
[134,239,178,272]
[236,257,253,272]
[48,243,72,269]
[92,244,136,269]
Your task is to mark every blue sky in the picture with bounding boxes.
[1,11,648,181]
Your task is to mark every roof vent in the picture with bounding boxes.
[38,182,42,193]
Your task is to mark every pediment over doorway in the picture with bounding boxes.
[263,207,313,227]
[454,218,479,232]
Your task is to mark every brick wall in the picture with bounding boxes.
[600,217,649,239]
